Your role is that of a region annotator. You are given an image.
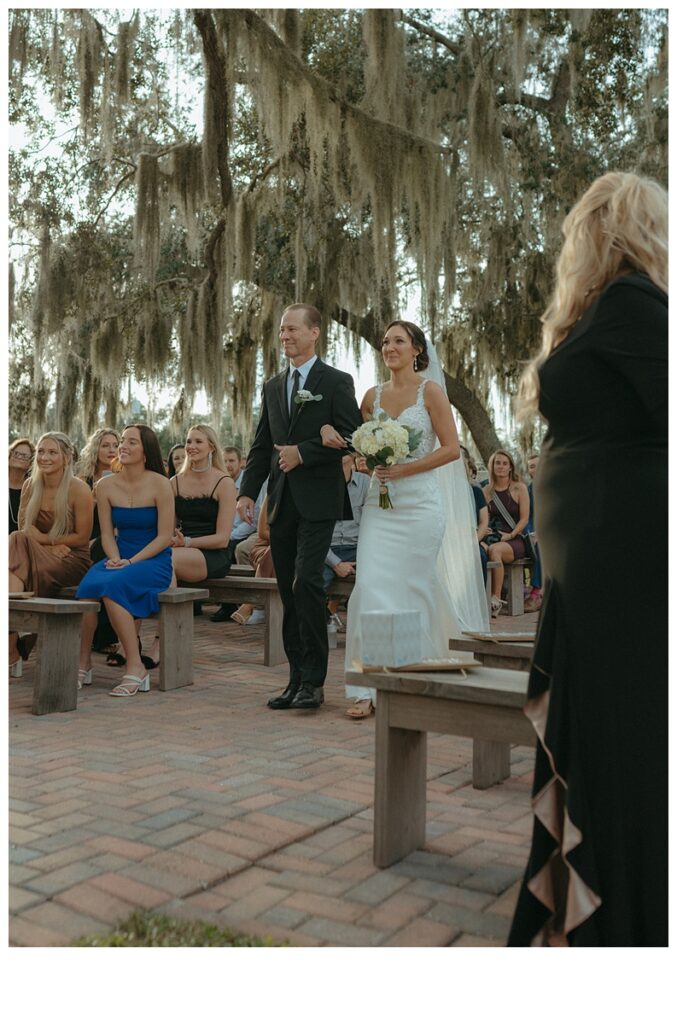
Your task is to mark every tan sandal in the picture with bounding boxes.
[345,699,374,720]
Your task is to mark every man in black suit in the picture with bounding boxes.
[237,303,362,710]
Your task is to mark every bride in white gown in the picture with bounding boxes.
[321,320,488,718]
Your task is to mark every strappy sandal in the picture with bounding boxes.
[77,668,93,690]
[345,699,374,720]
[490,596,504,618]
[230,610,251,625]
[109,673,150,697]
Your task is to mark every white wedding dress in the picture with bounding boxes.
[345,378,467,701]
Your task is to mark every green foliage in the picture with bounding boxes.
[8,8,667,448]
[75,910,285,947]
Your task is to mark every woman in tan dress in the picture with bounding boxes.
[9,432,93,669]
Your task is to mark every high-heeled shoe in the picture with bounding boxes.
[490,595,504,618]
[230,609,251,625]
[109,673,150,697]
[77,668,93,690]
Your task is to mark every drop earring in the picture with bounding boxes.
[414,355,419,371]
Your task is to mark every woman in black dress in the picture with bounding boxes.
[508,172,668,947]
[145,425,235,664]
[8,437,34,534]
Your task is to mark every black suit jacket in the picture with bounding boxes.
[240,358,363,523]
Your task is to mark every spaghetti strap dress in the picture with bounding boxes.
[174,475,232,578]
[487,488,526,560]
[76,506,172,617]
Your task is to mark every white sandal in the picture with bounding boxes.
[490,596,504,618]
[109,673,150,697]
[77,668,93,689]
[345,699,374,720]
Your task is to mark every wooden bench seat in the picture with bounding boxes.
[486,558,532,616]
[449,636,534,672]
[59,586,208,691]
[9,597,100,715]
[203,577,284,665]
[345,664,535,867]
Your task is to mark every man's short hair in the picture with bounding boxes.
[282,303,322,330]
[526,451,540,461]
[224,445,242,461]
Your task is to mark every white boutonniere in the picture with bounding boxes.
[294,388,323,411]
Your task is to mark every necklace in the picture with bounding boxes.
[190,463,210,474]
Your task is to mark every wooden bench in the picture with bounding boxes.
[449,636,534,672]
[345,664,535,867]
[486,558,532,616]
[59,586,208,691]
[9,597,100,715]
[203,577,284,665]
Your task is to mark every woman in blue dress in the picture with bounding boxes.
[77,424,174,696]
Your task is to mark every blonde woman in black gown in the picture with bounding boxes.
[508,172,668,947]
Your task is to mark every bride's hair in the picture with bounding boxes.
[518,172,668,419]
[382,320,430,370]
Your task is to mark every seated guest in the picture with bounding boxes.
[171,425,236,581]
[210,445,255,622]
[144,424,236,666]
[8,437,35,535]
[77,427,122,654]
[9,432,93,669]
[524,450,542,611]
[461,445,490,583]
[231,495,275,625]
[322,454,369,625]
[166,443,186,478]
[482,449,530,617]
[76,425,174,697]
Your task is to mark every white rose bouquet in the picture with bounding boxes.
[351,414,422,509]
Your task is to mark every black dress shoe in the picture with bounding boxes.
[267,682,301,710]
[290,685,324,710]
[209,603,238,622]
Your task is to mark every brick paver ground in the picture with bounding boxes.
[8,606,538,946]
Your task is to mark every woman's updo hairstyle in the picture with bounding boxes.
[382,320,430,371]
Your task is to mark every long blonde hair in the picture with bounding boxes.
[519,172,668,418]
[23,432,77,540]
[76,427,120,481]
[178,424,227,474]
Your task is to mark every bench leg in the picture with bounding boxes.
[32,616,79,715]
[373,693,427,867]
[505,565,524,616]
[472,740,511,789]
[158,603,194,691]
[262,592,285,667]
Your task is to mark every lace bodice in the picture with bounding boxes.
[373,379,437,461]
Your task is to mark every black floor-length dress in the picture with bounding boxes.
[508,272,668,946]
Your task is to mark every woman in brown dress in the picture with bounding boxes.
[9,431,93,669]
